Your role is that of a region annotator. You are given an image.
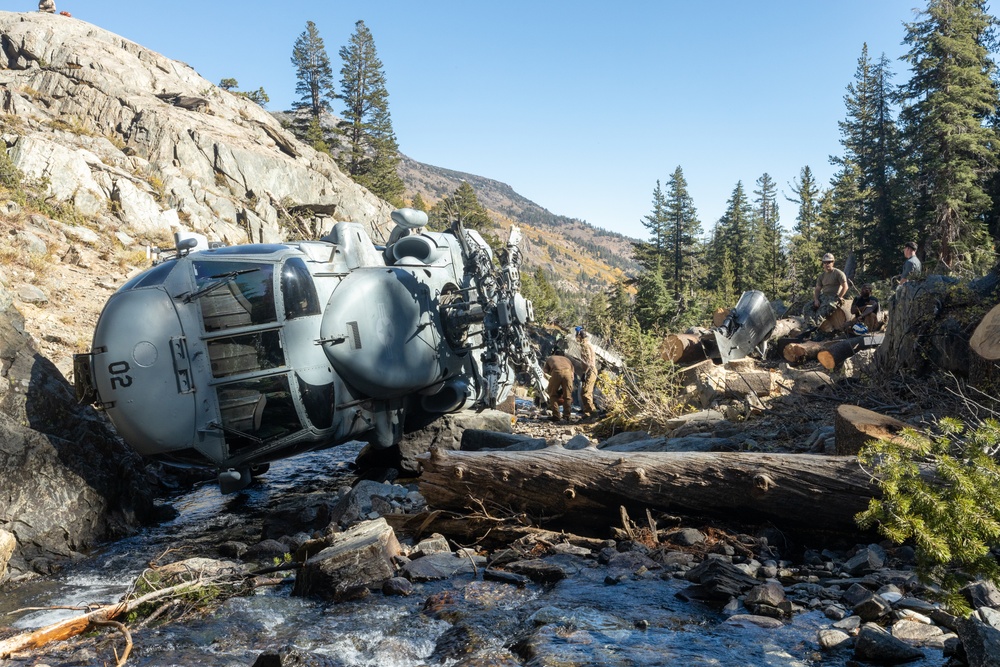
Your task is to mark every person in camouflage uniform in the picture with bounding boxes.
[576,326,597,417]
[805,252,848,329]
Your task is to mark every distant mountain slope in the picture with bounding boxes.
[398,154,640,282]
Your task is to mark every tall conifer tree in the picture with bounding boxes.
[787,166,824,295]
[663,166,703,308]
[714,182,755,293]
[338,20,405,204]
[753,173,788,299]
[290,21,337,149]
[635,181,668,272]
[899,0,1000,272]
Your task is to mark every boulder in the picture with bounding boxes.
[957,616,1000,667]
[854,623,924,664]
[292,518,401,601]
[0,289,153,578]
[401,552,483,582]
[329,480,412,527]
[0,529,15,582]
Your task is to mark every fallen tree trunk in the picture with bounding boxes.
[662,333,707,364]
[834,404,912,456]
[769,317,805,341]
[817,340,857,370]
[418,446,881,534]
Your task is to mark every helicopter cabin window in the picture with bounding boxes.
[280,257,320,320]
[118,259,177,292]
[192,261,276,332]
[207,330,284,379]
[216,374,301,453]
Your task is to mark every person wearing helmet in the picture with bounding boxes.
[806,252,848,328]
[850,283,879,331]
[576,326,597,418]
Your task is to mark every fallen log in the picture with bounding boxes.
[819,302,852,333]
[418,446,881,534]
[783,340,837,364]
[818,340,859,370]
[662,333,707,364]
[769,317,805,341]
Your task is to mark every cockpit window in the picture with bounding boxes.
[118,259,177,292]
[207,330,285,378]
[280,257,321,320]
[193,261,276,332]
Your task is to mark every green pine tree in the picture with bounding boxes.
[663,166,703,310]
[337,20,405,205]
[290,21,337,145]
[786,166,825,296]
[634,180,668,273]
[899,0,1000,274]
[753,172,788,299]
[428,182,492,235]
[714,182,756,293]
[410,192,428,212]
[634,261,672,331]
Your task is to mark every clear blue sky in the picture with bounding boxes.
[46,1,958,240]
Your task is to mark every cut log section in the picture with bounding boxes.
[783,340,838,364]
[712,308,728,328]
[970,303,1000,398]
[818,340,859,370]
[418,446,882,534]
[662,333,707,364]
[819,303,852,333]
[833,404,912,456]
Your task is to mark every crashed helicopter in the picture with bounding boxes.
[74,208,545,493]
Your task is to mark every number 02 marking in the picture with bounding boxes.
[108,360,133,390]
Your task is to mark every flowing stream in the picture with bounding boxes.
[0,443,946,666]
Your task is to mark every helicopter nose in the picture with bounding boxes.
[91,286,197,455]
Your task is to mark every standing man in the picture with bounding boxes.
[806,252,848,328]
[899,241,922,284]
[38,1,56,12]
[542,348,574,422]
[575,326,597,418]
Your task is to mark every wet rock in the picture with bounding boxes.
[261,493,342,540]
[745,581,789,618]
[891,619,945,648]
[382,577,413,597]
[961,580,1000,610]
[401,552,483,582]
[550,542,592,557]
[834,616,862,633]
[824,604,849,621]
[657,550,695,572]
[483,568,529,587]
[854,593,893,622]
[956,616,1000,667]
[329,480,411,527]
[292,518,401,601]
[155,557,245,585]
[243,539,289,563]
[818,628,852,651]
[430,623,489,663]
[605,550,660,575]
[683,559,759,601]
[842,582,874,607]
[252,646,346,666]
[218,541,248,559]
[505,558,570,583]
[895,596,938,615]
[725,614,784,629]
[853,623,924,664]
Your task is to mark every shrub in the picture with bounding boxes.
[856,417,1000,611]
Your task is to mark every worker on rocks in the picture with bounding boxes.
[576,326,597,418]
[805,252,848,329]
[38,1,55,12]
[542,347,575,422]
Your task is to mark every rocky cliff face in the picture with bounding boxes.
[0,11,394,245]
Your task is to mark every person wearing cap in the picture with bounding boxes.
[542,348,575,422]
[806,252,848,328]
[899,241,921,284]
[850,283,880,330]
[575,326,597,418]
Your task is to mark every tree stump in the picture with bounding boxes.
[724,370,773,398]
[834,404,911,456]
[662,333,707,364]
[969,303,1000,399]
